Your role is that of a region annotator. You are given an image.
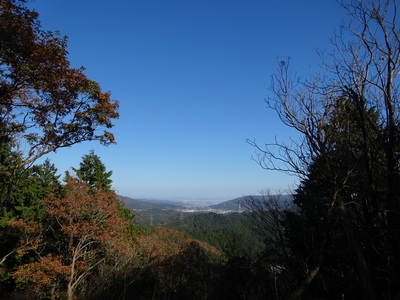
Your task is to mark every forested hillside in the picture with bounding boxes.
[168,212,265,257]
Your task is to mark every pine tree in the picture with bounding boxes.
[12,159,61,220]
[72,150,113,192]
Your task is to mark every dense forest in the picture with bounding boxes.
[168,212,266,257]
[1,0,400,299]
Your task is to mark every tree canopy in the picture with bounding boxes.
[0,0,119,167]
[72,150,113,192]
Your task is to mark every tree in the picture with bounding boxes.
[0,0,119,168]
[0,131,23,209]
[248,0,400,298]
[0,159,60,292]
[281,99,380,298]
[12,177,135,300]
[133,227,220,300]
[244,193,300,300]
[10,253,69,299]
[72,150,113,192]
[11,159,61,220]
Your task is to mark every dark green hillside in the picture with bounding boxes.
[132,208,183,226]
[168,212,265,257]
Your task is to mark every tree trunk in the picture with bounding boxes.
[287,238,326,299]
[339,203,375,300]
[67,282,74,300]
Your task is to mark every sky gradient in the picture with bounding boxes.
[30,0,348,200]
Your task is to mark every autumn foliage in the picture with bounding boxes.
[12,254,69,298]
[0,0,119,167]
[3,175,222,299]
[8,178,136,299]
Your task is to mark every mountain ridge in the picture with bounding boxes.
[119,194,293,212]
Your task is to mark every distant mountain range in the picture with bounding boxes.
[118,194,293,212]
[118,196,186,211]
[208,195,293,211]
[118,194,294,226]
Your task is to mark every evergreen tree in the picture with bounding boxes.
[0,132,22,212]
[282,95,389,299]
[12,159,61,220]
[72,150,113,192]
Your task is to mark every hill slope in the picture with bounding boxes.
[118,195,185,210]
[209,195,293,211]
[167,212,265,256]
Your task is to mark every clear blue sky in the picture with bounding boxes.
[30,0,347,200]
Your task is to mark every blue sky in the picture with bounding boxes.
[30,0,347,200]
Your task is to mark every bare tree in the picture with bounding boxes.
[248,1,400,299]
[244,192,296,299]
[245,193,287,249]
